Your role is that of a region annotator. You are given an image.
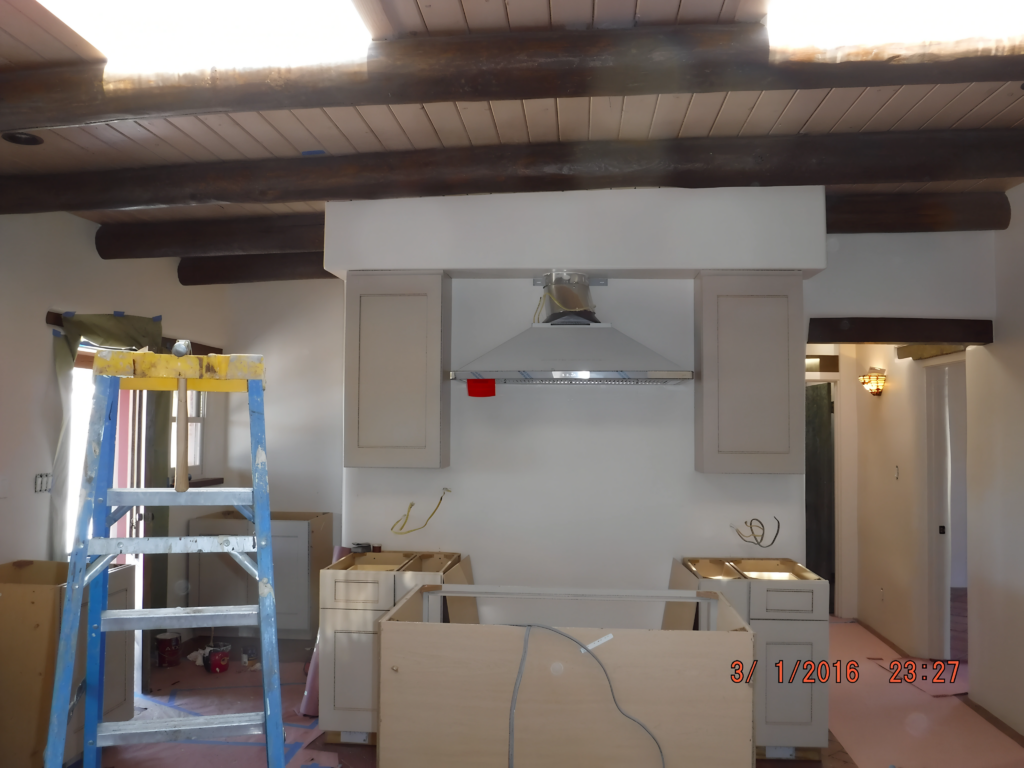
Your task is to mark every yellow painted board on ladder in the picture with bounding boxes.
[94,351,264,381]
[119,379,249,392]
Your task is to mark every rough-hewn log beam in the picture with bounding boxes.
[825,192,1011,233]
[808,317,993,345]
[5,130,1024,215]
[97,191,1012,261]
[5,26,1024,132]
[176,253,338,285]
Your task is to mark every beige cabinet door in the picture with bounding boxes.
[318,608,387,733]
[695,272,805,473]
[344,271,451,468]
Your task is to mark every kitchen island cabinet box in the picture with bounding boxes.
[0,560,134,768]
[668,557,829,749]
[319,551,473,737]
[344,271,452,468]
[188,510,333,639]
[695,272,805,473]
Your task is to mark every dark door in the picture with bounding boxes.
[805,383,836,614]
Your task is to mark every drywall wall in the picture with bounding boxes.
[948,362,968,590]
[342,278,805,629]
[0,213,229,571]
[967,184,1024,735]
[805,231,996,319]
[325,186,827,277]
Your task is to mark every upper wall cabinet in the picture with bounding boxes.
[344,271,451,468]
[695,273,805,474]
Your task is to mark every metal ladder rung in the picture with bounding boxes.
[107,487,254,507]
[87,536,256,556]
[102,605,259,631]
[96,712,265,746]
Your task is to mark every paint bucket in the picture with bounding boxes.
[156,632,181,667]
[203,642,231,674]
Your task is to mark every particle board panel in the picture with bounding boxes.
[709,90,760,136]
[390,103,445,149]
[827,85,901,133]
[4,0,105,61]
[416,0,470,33]
[922,81,1007,129]
[324,107,386,152]
[506,0,552,28]
[634,0,680,24]
[676,0,726,23]
[557,96,591,140]
[739,90,795,136]
[523,98,560,142]
[800,87,866,134]
[891,83,972,131]
[953,82,1024,128]
[194,114,275,160]
[457,101,501,145]
[769,88,829,134]
[379,0,430,34]
[378,618,754,768]
[136,118,222,163]
[593,0,637,28]
[490,99,531,144]
[648,92,693,139]
[292,108,359,155]
[357,105,415,150]
[679,91,726,137]
[618,94,658,139]
[859,84,935,132]
[550,0,594,28]
[440,556,479,624]
[165,116,249,160]
[260,110,327,154]
[589,95,624,139]
[661,557,698,630]
[462,0,510,30]
[423,101,472,147]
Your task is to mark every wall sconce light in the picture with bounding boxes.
[859,367,887,396]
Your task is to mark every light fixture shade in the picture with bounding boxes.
[859,367,886,396]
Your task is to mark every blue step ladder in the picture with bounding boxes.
[43,350,285,768]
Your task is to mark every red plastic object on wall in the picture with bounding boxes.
[467,379,496,397]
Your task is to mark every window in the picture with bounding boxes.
[171,389,206,476]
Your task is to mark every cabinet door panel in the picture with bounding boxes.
[318,608,387,732]
[263,521,309,631]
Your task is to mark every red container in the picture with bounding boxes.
[156,632,181,667]
[205,650,229,673]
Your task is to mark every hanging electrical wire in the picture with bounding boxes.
[391,488,451,535]
[731,516,781,548]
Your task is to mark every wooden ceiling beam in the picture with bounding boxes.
[97,192,1012,262]
[808,317,993,345]
[5,26,1024,132]
[176,253,338,285]
[4,129,1023,214]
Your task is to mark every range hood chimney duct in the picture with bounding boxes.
[538,271,600,325]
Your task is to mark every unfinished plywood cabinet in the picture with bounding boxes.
[344,271,451,468]
[695,271,805,473]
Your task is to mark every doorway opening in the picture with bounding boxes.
[805,382,836,614]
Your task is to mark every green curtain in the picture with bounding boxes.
[49,314,168,563]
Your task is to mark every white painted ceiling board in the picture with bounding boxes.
[324,107,386,152]
[769,88,829,134]
[228,112,300,157]
[5,0,104,61]
[828,86,901,133]
[979,90,1024,128]
[462,0,511,30]
[291,108,359,155]
[260,110,327,154]
[136,119,221,163]
[717,0,743,22]
[634,0,680,24]
[196,114,276,160]
[80,124,164,166]
[351,0,395,38]
[922,81,1007,129]
[676,0,726,23]
[709,90,760,136]
[952,82,1024,129]
[523,98,560,142]
[800,87,866,134]
[679,91,726,137]
[108,120,191,165]
[618,94,659,139]
[894,182,929,193]
[55,126,129,164]
[457,101,502,145]
[738,90,794,136]
[423,101,472,147]
[891,83,972,131]
[166,116,249,160]
[557,96,591,141]
[0,0,79,62]
[417,0,470,32]
[390,103,445,149]
[0,26,44,64]
[590,95,625,139]
[860,84,935,132]
[648,93,693,139]
[551,0,594,28]
[594,0,638,28]
[357,105,415,150]
[506,0,552,27]
[490,100,531,143]
[734,0,767,22]
[379,0,430,33]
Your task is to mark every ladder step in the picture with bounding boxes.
[102,605,259,631]
[96,712,265,746]
[88,536,256,556]
[107,487,254,507]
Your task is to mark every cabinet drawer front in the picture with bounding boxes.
[321,571,396,610]
[749,580,829,621]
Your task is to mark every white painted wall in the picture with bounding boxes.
[342,278,805,629]
[947,363,968,590]
[967,184,1024,735]
[0,213,229,569]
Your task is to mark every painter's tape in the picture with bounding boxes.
[113,310,125,317]
[581,633,613,653]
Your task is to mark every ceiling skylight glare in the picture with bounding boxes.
[38,0,371,76]
[768,0,1024,61]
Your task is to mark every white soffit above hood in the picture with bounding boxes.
[452,325,692,385]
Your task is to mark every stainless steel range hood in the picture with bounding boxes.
[451,272,693,385]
